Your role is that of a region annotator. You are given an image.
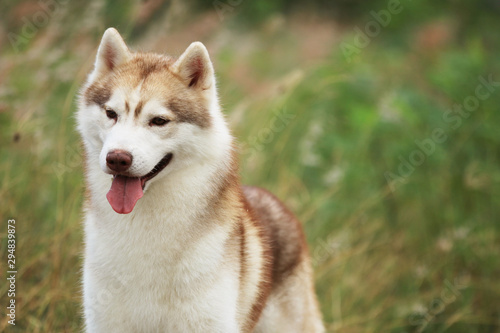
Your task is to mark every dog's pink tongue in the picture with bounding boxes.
[106,176,143,214]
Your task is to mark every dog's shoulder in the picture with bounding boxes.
[242,185,308,287]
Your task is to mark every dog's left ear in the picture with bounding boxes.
[90,28,131,80]
[172,42,214,90]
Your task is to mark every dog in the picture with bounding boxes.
[76,27,325,333]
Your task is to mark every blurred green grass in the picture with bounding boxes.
[1,0,500,332]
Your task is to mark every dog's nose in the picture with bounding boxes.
[106,150,133,173]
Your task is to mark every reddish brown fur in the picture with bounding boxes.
[238,220,247,291]
[83,53,210,128]
[104,44,116,70]
[243,186,308,288]
[201,150,275,332]
[133,100,143,118]
[84,80,112,107]
[240,193,274,332]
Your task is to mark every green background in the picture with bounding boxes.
[1,0,499,331]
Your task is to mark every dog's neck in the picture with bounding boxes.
[145,147,238,217]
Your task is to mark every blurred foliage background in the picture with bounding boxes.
[1,0,500,332]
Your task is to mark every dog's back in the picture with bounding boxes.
[243,186,324,332]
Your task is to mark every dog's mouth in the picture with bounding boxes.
[139,153,173,189]
[106,153,173,214]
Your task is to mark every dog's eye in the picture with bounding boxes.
[105,108,117,120]
[150,117,169,126]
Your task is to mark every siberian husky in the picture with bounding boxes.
[77,28,325,333]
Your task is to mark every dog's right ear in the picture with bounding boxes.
[90,28,130,80]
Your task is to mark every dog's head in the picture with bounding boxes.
[77,28,231,214]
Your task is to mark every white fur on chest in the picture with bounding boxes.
[83,168,239,333]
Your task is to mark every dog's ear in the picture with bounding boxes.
[172,42,214,90]
[91,28,130,80]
